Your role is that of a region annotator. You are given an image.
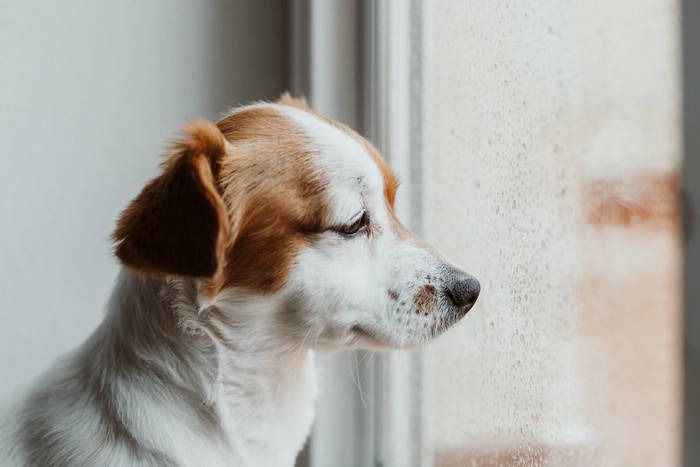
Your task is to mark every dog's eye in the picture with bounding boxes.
[338,211,369,236]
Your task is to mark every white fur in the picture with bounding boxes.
[0,104,475,466]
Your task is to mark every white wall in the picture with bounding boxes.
[0,0,289,400]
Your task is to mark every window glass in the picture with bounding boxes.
[421,1,682,465]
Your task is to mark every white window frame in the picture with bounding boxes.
[291,1,426,466]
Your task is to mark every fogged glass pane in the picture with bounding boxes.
[421,0,681,466]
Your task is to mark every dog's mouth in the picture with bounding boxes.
[351,324,380,341]
[350,322,432,349]
[350,324,392,348]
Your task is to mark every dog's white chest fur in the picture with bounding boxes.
[214,350,319,466]
[0,272,319,467]
[171,350,319,467]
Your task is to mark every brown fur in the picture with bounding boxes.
[277,92,310,110]
[413,284,438,314]
[113,107,330,296]
[216,106,330,294]
[113,121,230,281]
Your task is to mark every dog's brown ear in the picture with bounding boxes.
[113,120,230,279]
[277,91,310,110]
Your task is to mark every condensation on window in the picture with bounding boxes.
[420,0,682,466]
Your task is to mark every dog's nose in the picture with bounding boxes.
[445,273,480,312]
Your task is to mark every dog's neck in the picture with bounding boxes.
[92,269,318,465]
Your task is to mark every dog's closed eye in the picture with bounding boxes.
[335,211,370,237]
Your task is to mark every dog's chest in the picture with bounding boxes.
[217,351,319,466]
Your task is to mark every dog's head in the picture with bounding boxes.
[113,95,479,350]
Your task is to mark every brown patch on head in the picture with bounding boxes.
[113,120,230,284]
[277,92,310,110]
[413,284,438,314]
[215,106,329,294]
[388,289,399,301]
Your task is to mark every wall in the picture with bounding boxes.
[0,0,289,401]
[422,0,681,465]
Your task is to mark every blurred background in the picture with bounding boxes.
[0,1,697,466]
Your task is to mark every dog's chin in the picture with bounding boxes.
[349,324,439,351]
[349,325,398,350]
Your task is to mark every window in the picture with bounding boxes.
[295,0,684,465]
[420,1,682,464]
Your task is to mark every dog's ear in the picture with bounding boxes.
[277,91,310,110]
[113,120,230,280]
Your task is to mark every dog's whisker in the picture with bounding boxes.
[313,327,321,352]
[297,327,314,357]
[349,352,369,408]
[360,352,375,384]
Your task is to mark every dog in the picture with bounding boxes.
[0,94,480,467]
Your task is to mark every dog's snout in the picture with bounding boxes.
[444,273,480,312]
